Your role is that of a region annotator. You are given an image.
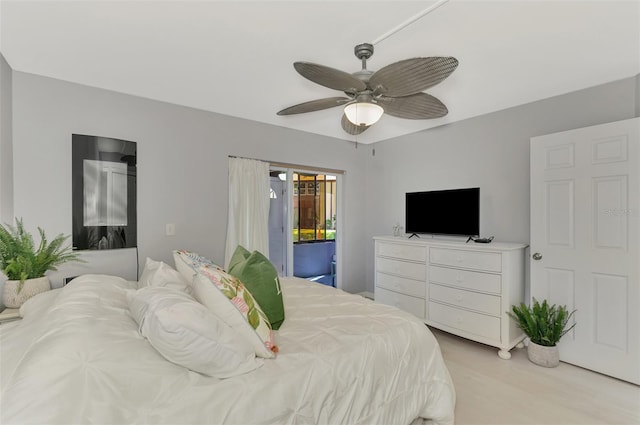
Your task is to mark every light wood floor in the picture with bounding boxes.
[431,328,640,425]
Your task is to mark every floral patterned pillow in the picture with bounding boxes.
[173,250,221,283]
[191,263,277,359]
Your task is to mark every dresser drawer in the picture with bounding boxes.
[376,272,426,298]
[430,248,502,272]
[377,242,427,262]
[375,287,425,319]
[428,301,501,341]
[376,257,426,281]
[429,265,501,294]
[429,283,501,316]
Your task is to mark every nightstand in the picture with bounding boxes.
[0,308,21,324]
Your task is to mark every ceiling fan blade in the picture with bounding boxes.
[277,97,351,115]
[369,57,458,97]
[341,114,370,135]
[294,62,367,93]
[377,93,448,119]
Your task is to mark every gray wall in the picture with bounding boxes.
[11,72,369,294]
[0,53,13,224]
[636,74,640,117]
[8,68,640,297]
[0,53,14,306]
[364,76,640,293]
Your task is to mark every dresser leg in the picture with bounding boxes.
[498,349,512,360]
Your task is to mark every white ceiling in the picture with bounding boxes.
[1,0,638,144]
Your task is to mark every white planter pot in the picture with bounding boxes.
[527,340,560,368]
[2,276,51,308]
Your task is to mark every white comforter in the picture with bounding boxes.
[1,275,455,425]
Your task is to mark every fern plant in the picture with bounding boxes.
[0,218,81,293]
[509,298,576,347]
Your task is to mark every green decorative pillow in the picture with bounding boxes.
[228,246,285,330]
[228,245,251,271]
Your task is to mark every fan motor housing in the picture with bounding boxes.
[354,43,374,60]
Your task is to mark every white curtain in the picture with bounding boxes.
[224,157,270,268]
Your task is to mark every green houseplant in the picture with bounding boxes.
[0,218,81,308]
[509,298,576,367]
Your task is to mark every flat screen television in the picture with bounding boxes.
[405,187,480,237]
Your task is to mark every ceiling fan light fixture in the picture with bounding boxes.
[344,102,384,126]
[280,43,458,134]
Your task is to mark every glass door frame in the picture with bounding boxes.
[270,166,343,289]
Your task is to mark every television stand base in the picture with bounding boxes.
[408,233,420,239]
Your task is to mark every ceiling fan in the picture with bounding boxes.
[277,43,458,135]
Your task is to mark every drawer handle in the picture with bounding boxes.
[456,316,463,324]
[455,295,463,302]
[456,256,464,262]
[456,276,463,283]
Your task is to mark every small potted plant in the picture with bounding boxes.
[509,298,576,367]
[0,218,81,308]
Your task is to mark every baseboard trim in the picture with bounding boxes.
[357,291,374,300]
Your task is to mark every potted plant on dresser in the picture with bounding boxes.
[0,218,81,308]
[509,298,576,367]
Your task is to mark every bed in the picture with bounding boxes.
[1,272,455,424]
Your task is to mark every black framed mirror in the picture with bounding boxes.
[72,134,137,250]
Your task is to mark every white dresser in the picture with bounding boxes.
[374,236,527,359]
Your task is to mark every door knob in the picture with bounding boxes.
[532,252,543,260]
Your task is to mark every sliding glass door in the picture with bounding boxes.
[268,167,341,288]
[292,173,336,243]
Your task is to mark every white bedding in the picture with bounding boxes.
[1,274,455,424]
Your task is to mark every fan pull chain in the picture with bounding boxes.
[372,0,450,46]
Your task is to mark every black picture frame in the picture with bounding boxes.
[72,134,137,250]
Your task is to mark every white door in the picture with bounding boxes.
[530,117,639,384]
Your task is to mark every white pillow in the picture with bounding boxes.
[127,287,262,378]
[138,258,191,294]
